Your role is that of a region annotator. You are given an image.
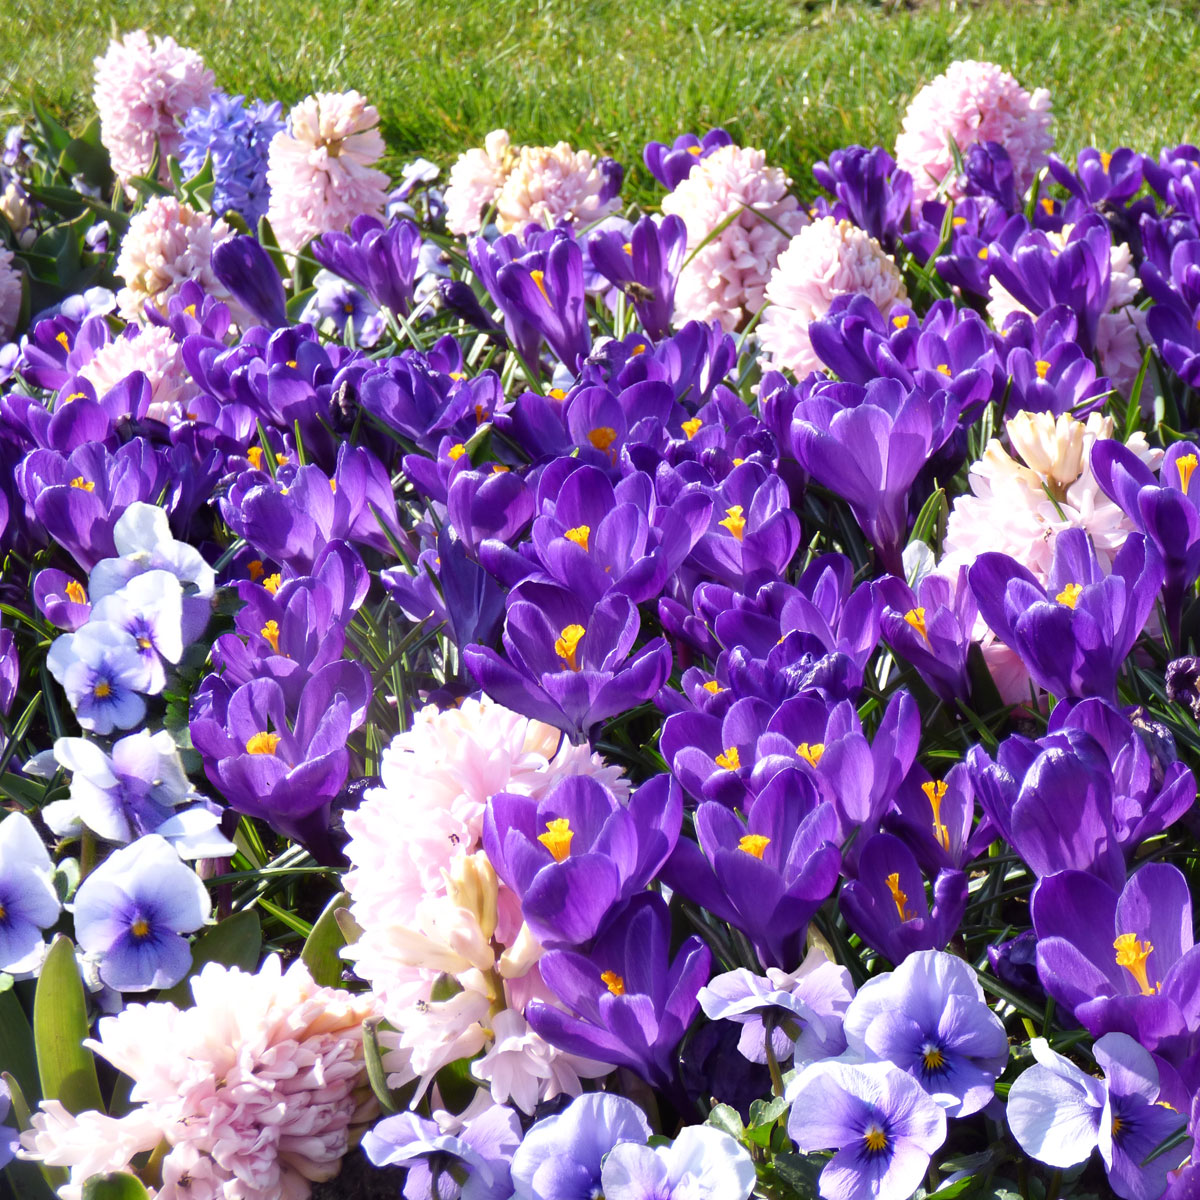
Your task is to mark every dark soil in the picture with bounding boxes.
[311,1149,407,1198]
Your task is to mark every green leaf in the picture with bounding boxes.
[81,1173,152,1200]
[0,988,39,1103]
[362,1018,399,1113]
[705,1102,744,1140]
[155,909,263,1006]
[3,1071,59,1198]
[33,936,104,1115]
[300,892,350,987]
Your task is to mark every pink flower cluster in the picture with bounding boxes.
[20,957,376,1200]
[342,698,622,1110]
[661,143,806,332]
[79,325,199,423]
[759,217,907,376]
[445,129,515,235]
[895,59,1054,206]
[92,30,215,184]
[266,91,390,254]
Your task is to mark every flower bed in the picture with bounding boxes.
[0,34,1199,1200]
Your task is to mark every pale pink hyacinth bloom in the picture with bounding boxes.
[79,324,199,423]
[20,957,378,1200]
[895,59,1053,207]
[758,216,908,376]
[662,143,807,332]
[266,91,390,254]
[494,141,621,235]
[987,227,1148,396]
[115,195,234,324]
[0,245,20,342]
[445,129,515,234]
[92,31,214,185]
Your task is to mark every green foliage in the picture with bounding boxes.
[32,936,104,1117]
[81,1174,152,1200]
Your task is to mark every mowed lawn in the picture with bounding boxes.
[1,0,1199,199]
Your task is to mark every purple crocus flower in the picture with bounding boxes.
[969,528,1163,703]
[1090,438,1200,641]
[661,773,842,969]
[787,1059,947,1200]
[599,1127,756,1200]
[0,626,16,717]
[1048,147,1144,206]
[843,950,1007,1117]
[643,128,732,190]
[188,662,371,857]
[509,1092,651,1200]
[526,892,711,1093]
[790,379,959,575]
[72,834,210,991]
[1008,1034,1188,1200]
[876,567,978,705]
[484,773,681,947]
[0,812,62,974]
[210,235,289,328]
[697,947,854,1066]
[464,585,673,740]
[361,1105,522,1200]
[884,763,993,875]
[1141,238,1200,388]
[588,214,687,340]
[812,145,912,251]
[1032,863,1200,1054]
[839,833,968,964]
[312,214,423,316]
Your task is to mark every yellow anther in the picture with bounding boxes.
[247,559,265,582]
[276,453,289,466]
[62,392,86,404]
[342,302,355,314]
[892,314,910,330]
[564,525,590,551]
[738,833,770,859]
[329,478,337,493]
[732,457,744,466]
[137,637,152,650]
[885,872,914,921]
[70,476,95,492]
[1041,197,1055,215]
[702,679,722,694]
[285,359,298,368]
[1114,933,1157,996]
[719,505,746,541]
[1056,582,1083,609]
[587,427,618,453]
[796,742,824,766]
[631,344,646,356]
[56,331,71,352]
[1100,151,1113,172]
[130,918,151,939]
[65,580,87,605]
[449,371,467,381]
[261,620,281,653]
[864,1125,888,1153]
[184,304,197,318]
[530,269,549,302]
[548,387,567,400]
[555,624,585,671]
[1035,359,1051,379]
[245,731,281,755]
[977,247,989,260]
[922,1044,946,1070]
[263,573,282,595]
[246,446,264,470]
[952,216,967,227]
[622,242,634,255]
[448,443,468,460]
[93,681,112,699]
[492,464,509,474]
[537,817,574,862]
[922,780,951,851]
[904,607,928,642]
[715,746,741,771]
[936,363,952,376]
[1177,453,1198,495]
[681,417,703,440]
[601,970,626,995]
[687,145,702,156]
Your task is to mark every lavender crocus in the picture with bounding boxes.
[969,528,1163,703]
[1008,1034,1188,1200]
[698,946,854,1066]
[484,773,681,947]
[600,1127,756,1200]
[361,1105,522,1200]
[509,1092,651,1200]
[72,834,210,991]
[787,1059,947,1200]
[842,950,1007,1117]
[527,892,711,1093]
[0,812,61,973]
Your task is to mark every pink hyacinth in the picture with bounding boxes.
[0,245,20,342]
[895,60,1053,206]
[661,143,806,332]
[115,195,234,323]
[444,129,515,235]
[494,141,621,235]
[266,91,390,253]
[92,31,215,184]
[21,956,377,1200]
[758,216,907,377]
[79,324,198,423]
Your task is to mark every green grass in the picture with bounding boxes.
[2,0,1200,199]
